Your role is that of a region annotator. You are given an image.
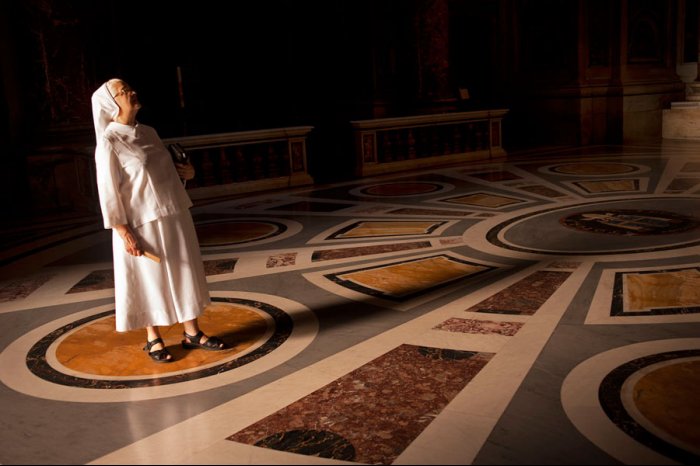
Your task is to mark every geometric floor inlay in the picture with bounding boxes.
[359,182,444,196]
[25,297,292,388]
[54,303,267,376]
[562,339,700,465]
[327,220,446,239]
[612,267,700,316]
[440,192,524,208]
[467,270,572,315]
[197,221,287,246]
[311,241,431,262]
[433,317,523,336]
[326,255,492,301]
[3,143,700,464]
[66,269,114,293]
[0,273,55,302]
[600,350,700,464]
[561,210,700,236]
[549,162,639,175]
[227,344,494,464]
[572,179,639,193]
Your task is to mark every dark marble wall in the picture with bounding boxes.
[0,0,691,220]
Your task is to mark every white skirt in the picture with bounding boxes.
[112,211,210,332]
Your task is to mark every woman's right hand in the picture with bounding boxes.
[114,224,143,256]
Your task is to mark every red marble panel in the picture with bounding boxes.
[467,270,571,315]
[0,273,54,302]
[312,241,431,262]
[67,269,114,294]
[228,344,493,463]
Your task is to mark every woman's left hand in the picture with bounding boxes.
[175,162,195,181]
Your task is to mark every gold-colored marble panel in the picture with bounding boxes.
[554,163,636,175]
[338,256,486,298]
[55,303,267,376]
[576,179,637,193]
[624,269,700,312]
[632,360,700,450]
[337,221,440,238]
[363,182,439,196]
[444,193,522,208]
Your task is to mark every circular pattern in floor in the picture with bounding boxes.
[485,197,700,255]
[197,220,286,246]
[0,292,318,402]
[560,209,700,236]
[195,218,303,250]
[54,302,269,377]
[543,162,644,175]
[352,181,453,198]
[561,338,700,465]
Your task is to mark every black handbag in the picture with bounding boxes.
[168,143,189,164]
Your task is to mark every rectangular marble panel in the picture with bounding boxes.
[271,201,352,212]
[615,268,700,314]
[464,171,522,181]
[387,208,472,217]
[664,178,700,192]
[203,258,238,275]
[467,270,572,315]
[681,162,700,172]
[0,273,54,302]
[266,253,297,268]
[442,193,523,208]
[333,221,444,239]
[66,269,114,294]
[332,255,489,300]
[312,241,431,262]
[227,344,493,464]
[517,185,568,198]
[574,179,638,193]
[434,317,523,336]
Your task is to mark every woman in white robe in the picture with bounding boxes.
[91,78,228,363]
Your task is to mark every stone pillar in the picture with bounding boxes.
[690,10,700,101]
[414,0,455,110]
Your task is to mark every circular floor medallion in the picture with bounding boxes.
[548,162,640,175]
[485,198,700,255]
[562,338,700,465]
[560,209,700,236]
[359,182,445,197]
[54,303,269,377]
[27,297,293,389]
[600,351,700,462]
[196,221,286,246]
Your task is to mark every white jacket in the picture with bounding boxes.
[95,122,192,229]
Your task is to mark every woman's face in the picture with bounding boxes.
[110,80,141,113]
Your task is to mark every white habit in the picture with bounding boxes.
[92,84,209,331]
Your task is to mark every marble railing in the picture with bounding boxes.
[350,110,508,176]
[162,126,314,200]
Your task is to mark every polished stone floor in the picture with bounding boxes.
[1,141,699,465]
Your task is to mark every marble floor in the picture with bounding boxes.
[1,141,699,465]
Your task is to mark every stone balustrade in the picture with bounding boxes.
[162,126,314,200]
[350,110,508,177]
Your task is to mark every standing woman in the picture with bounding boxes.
[91,78,227,363]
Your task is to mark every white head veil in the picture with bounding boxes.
[91,82,120,143]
